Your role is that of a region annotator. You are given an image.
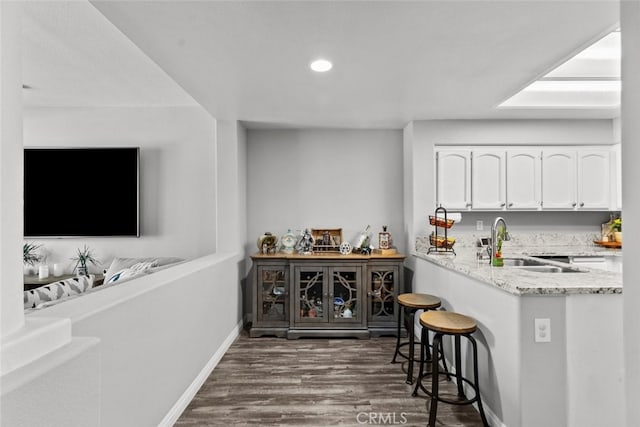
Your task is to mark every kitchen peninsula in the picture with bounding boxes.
[412,233,623,427]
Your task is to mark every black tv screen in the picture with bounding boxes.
[24,147,140,237]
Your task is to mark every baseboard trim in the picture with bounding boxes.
[158,319,242,427]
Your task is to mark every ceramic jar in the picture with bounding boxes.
[257,232,278,254]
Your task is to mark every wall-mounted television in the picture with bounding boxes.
[24,147,140,238]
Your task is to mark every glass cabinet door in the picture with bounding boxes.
[256,266,288,325]
[295,268,327,322]
[368,267,397,323]
[331,267,361,323]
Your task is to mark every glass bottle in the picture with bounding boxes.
[378,225,391,249]
[355,225,371,250]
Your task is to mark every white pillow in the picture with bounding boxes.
[106,261,156,284]
[24,275,95,309]
[104,257,183,284]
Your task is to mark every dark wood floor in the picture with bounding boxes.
[176,330,485,426]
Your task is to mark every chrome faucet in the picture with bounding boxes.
[490,217,510,265]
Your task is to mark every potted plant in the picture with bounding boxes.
[492,227,506,267]
[612,217,622,243]
[23,242,42,275]
[71,245,100,276]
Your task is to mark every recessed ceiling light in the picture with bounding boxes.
[310,59,332,73]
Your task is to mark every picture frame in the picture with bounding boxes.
[311,228,343,252]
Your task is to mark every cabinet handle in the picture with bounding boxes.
[508,203,514,207]
[323,292,328,298]
[580,202,585,207]
[367,291,372,296]
[501,202,506,207]
[466,203,472,207]
[572,202,577,207]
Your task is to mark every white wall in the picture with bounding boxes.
[216,120,247,253]
[622,2,640,425]
[1,337,101,427]
[247,129,405,256]
[23,106,217,272]
[1,0,26,337]
[565,294,624,427]
[402,123,415,260]
[405,119,616,247]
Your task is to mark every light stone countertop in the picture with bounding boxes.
[414,233,622,296]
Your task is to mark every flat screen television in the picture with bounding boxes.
[24,147,140,237]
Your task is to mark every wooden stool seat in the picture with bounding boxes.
[419,311,477,335]
[397,293,442,310]
[392,293,444,385]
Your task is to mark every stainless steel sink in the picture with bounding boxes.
[501,257,585,273]
[502,258,547,267]
[518,265,582,273]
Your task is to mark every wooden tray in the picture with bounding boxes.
[593,240,621,248]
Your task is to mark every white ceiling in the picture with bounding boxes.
[22,1,198,108]
[23,1,619,129]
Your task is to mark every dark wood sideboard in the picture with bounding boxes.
[250,252,405,339]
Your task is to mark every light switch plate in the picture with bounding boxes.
[534,318,551,343]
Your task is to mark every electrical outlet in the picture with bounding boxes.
[534,318,551,343]
[476,220,483,231]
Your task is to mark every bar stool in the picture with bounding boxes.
[413,310,489,427]
[391,293,442,384]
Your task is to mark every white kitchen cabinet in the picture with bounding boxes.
[435,149,471,210]
[541,149,577,209]
[577,149,612,210]
[471,150,506,209]
[541,148,612,210]
[506,150,542,209]
[435,146,618,211]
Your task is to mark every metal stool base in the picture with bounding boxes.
[413,329,490,427]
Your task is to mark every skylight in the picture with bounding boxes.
[499,29,620,109]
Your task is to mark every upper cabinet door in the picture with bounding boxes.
[542,150,577,209]
[506,150,541,210]
[436,149,471,210]
[577,149,611,210]
[471,150,506,209]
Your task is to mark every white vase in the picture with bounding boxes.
[53,263,64,276]
[38,265,49,280]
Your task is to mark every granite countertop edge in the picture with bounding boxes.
[412,250,622,296]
